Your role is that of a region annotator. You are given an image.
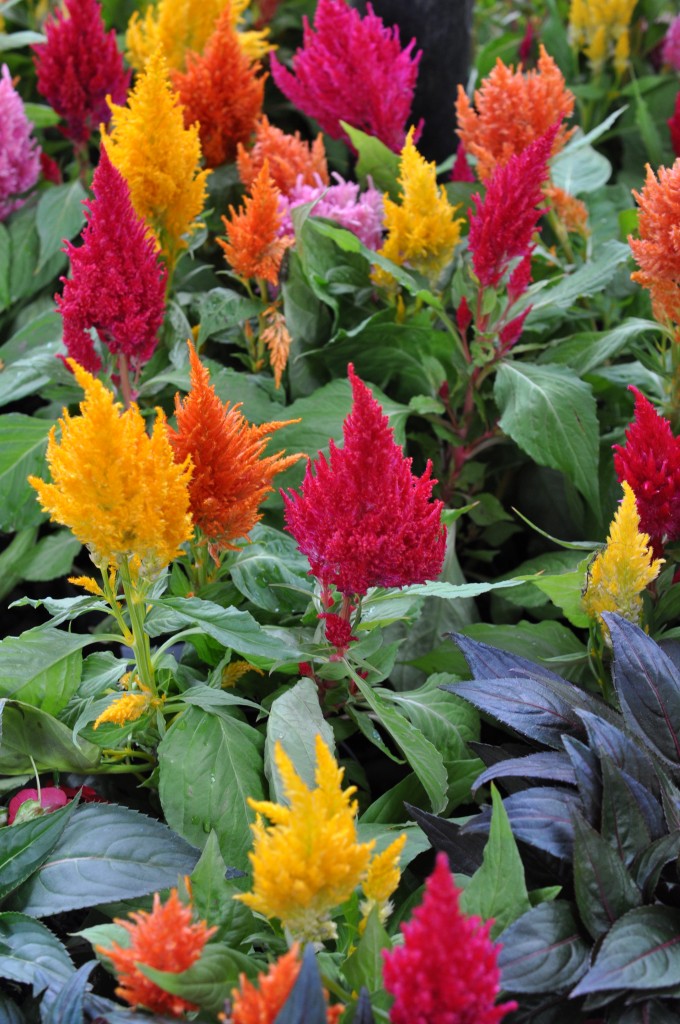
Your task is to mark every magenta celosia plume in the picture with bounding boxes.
[283,365,446,597]
[0,64,41,221]
[279,172,384,250]
[613,386,680,557]
[468,124,557,290]
[382,852,516,1024]
[57,148,166,375]
[662,15,680,72]
[669,91,680,159]
[270,0,421,154]
[33,0,130,145]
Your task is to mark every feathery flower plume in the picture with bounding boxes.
[568,0,637,77]
[360,833,407,931]
[237,115,329,195]
[451,142,475,183]
[104,49,210,269]
[29,361,193,574]
[544,183,590,237]
[230,946,342,1024]
[283,365,446,598]
[259,305,292,388]
[613,386,680,556]
[456,46,574,182]
[279,172,384,251]
[270,0,421,154]
[58,148,166,377]
[669,92,680,159]
[663,15,680,72]
[0,65,41,221]
[237,735,375,943]
[629,160,680,332]
[468,126,556,290]
[582,482,663,633]
[93,675,164,729]
[382,852,516,1024]
[376,127,462,286]
[218,160,292,286]
[100,888,216,1017]
[33,0,129,145]
[168,340,302,559]
[126,0,270,72]
[172,8,265,168]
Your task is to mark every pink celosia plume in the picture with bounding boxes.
[669,91,680,158]
[450,142,475,183]
[278,172,384,250]
[662,15,680,73]
[0,64,41,221]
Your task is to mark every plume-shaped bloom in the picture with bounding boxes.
[456,46,574,182]
[629,160,680,331]
[582,482,663,633]
[270,0,420,154]
[93,675,163,729]
[218,161,292,286]
[450,142,475,183]
[104,49,209,268]
[279,172,384,251]
[468,126,556,290]
[0,64,41,221]
[283,365,446,597]
[613,386,680,556]
[126,0,269,72]
[259,305,292,388]
[237,735,375,943]
[663,15,680,72]
[544,183,590,237]
[237,115,329,195]
[33,0,129,145]
[669,92,680,159]
[101,889,216,1017]
[360,833,407,930]
[57,149,166,376]
[172,8,265,168]
[29,361,193,574]
[568,0,637,77]
[383,853,516,1024]
[168,341,302,558]
[377,128,462,286]
[230,946,342,1024]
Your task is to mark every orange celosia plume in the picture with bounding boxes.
[172,7,266,168]
[456,45,575,182]
[237,115,329,194]
[629,160,680,331]
[218,160,292,285]
[231,945,342,1023]
[167,340,304,557]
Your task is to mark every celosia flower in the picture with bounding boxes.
[33,0,129,145]
[377,128,462,286]
[237,734,375,942]
[0,64,41,221]
[126,0,270,72]
[259,305,292,388]
[168,340,302,558]
[468,125,556,290]
[94,682,163,729]
[230,945,342,1024]
[582,482,663,633]
[29,361,193,574]
[360,833,407,930]
[668,91,680,160]
[237,115,329,195]
[456,46,575,182]
[172,8,265,168]
[569,0,637,77]
[544,183,590,237]
[101,888,216,1017]
[382,852,516,1024]
[279,172,384,251]
[57,148,166,376]
[450,142,475,183]
[663,15,680,72]
[270,0,420,154]
[218,161,292,286]
[319,611,357,654]
[629,160,680,331]
[104,49,210,269]
[283,364,446,597]
[613,386,680,556]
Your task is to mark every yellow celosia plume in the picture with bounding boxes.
[359,832,407,932]
[568,0,636,77]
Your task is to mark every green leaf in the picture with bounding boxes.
[344,908,392,995]
[531,558,591,628]
[9,204,65,304]
[631,79,664,167]
[399,576,537,600]
[0,30,46,49]
[525,239,631,325]
[0,913,73,994]
[0,527,39,603]
[0,222,9,311]
[494,362,599,512]
[139,945,257,1016]
[230,526,313,613]
[0,699,101,774]
[573,811,642,941]
[498,902,591,994]
[0,799,77,901]
[194,287,263,345]
[35,181,86,272]
[539,318,661,376]
[342,122,400,198]
[551,140,612,194]
[158,705,265,871]
[22,103,61,128]
[0,414,51,532]
[190,832,253,946]
[382,677,479,763]
[572,907,680,996]
[265,679,335,801]
[0,627,92,714]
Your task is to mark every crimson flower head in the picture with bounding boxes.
[283,365,446,597]
[382,852,516,1024]
[669,91,680,159]
[613,386,680,557]
[57,148,166,376]
[270,0,421,154]
[33,0,130,145]
[468,124,556,290]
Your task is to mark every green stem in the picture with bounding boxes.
[119,557,157,697]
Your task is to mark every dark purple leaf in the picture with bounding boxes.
[473,751,576,792]
[404,802,486,874]
[498,901,590,993]
[577,710,659,797]
[572,811,642,941]
[562,735,601,824]
[462,787,579,859]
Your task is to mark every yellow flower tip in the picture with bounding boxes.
[221,660,264,688]
[68,575,105,597]
[359,833,407,933]
[94,688,165,729]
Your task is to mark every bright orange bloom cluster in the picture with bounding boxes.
[230,946,342,1024]
[172,8,265,168]
[629,160,680,331]
[167,341,303,558]
[100,888,216,1017]
[218,161,293,285]
[544,184,590,238]
[237,115,329,194]
[456,46,575,182]
[260,305,292,388]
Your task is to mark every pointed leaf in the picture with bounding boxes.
[343,908,392,995]
[447,678,583,749]
[404,803,486,875]
[140,945,257,1017]
[0,913,73,993]
[462,787,579,859]
[473,751,576,792]
[0,798,77,900]
[562,735,602,824]
[601,759,656,867]
[632,832,680,898]
[498,902,590,993]
[274,944,328,1024]
[0,627,91,714]
[577,710,659,797]
[0,414,51,531]
[35,180,86,272]
[265,679,335,802]
[43,961,96,1024]
[351,988,376,1024]
[0,699,100,774]
[573,811,642,941]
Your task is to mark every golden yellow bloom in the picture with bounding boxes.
[582,482,663,635]
[237,735,375,943]
[359,833,407,932]
[126,0,270,72]
[94,689,156,729]
[376,127,462,289]
[29,360,193,575]
[68,575,105,597]
[104,49,210,269]
[568,0,636,77]
[221,660,264,688]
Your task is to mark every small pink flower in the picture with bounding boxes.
[0,64,41,221]
[662,16,680,73]
[278,172,384,250]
